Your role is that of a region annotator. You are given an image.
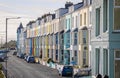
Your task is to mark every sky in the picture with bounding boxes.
[0,0,82,43]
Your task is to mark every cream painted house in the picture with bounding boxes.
[78,0,91,67]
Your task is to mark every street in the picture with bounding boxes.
[2,51,69,78]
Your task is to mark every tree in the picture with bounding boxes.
[1,40,16,49]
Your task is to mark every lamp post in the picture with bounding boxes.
[5,17,21,78]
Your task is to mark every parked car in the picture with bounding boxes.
[0,53,7,62]
[16,52,20,57]
[13,51,17,55]
[0,54,5,62]
[16,52,25,59]
[0,58,4,62]
[74,68,91,78]
[24,55,28,61]
[60,66,73,77]
[10,48,16,50]
[26,56,35,63]
[19,53,25,59]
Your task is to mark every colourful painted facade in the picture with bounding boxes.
[19,1,91,66]
[17,1,120,78]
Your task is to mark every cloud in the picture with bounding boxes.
[0,0,82,17]
[0,3,10,8]
[0,0,82,43]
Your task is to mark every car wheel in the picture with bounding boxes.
[59,73,62,76]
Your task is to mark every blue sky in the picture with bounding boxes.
[0,0,82,17]
[0,0,82,42]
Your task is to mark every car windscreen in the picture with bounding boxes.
[63,66,73,71]
[29,57,34,60]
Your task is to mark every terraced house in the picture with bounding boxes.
[78,0,92,68]
[91,0,120,78]
[17,0,91,66]
[17,0,120,78]
[55,6,68,63]
[17,23,25,54]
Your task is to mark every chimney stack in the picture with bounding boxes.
[65,1,73,9]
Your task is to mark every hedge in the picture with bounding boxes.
[0,64,5,78]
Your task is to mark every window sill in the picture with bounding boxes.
[103,30,108,33]
[112,30,120,33]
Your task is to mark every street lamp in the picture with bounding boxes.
[5,17,21,78]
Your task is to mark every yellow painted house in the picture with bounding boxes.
[78,4,90,67]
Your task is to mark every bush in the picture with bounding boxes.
[82,65,88,68]
[0,64,4,78]
[0,64,2,70]
[73,65,80,68]
[0,71,4,78]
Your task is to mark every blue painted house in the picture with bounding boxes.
[26,21,34,56]
[64,14,71,65]
[55,5,68,63]
[63,1,73,65]
[91,0,120,78]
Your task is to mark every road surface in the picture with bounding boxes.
[2,51,69,78]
